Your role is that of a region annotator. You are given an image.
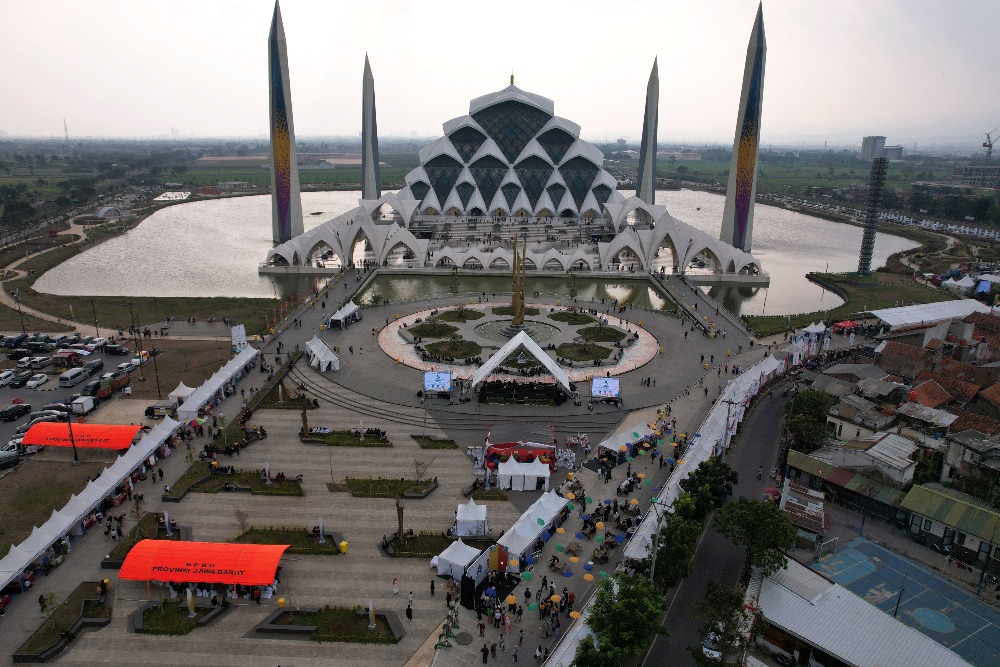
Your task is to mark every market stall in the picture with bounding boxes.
[305,335,340,372]
[455,499,488,537]
[432,540,482,580]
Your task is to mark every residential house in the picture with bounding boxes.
[914,371,980,406]
[786,449,907,521]
[901,484,1000,573]
[941,430,1000,505]
[827,394,895,441]
[874,341,936,381]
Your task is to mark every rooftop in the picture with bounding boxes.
[844,432,918,471]
[755,559,971,667]
[950,409,1000,435]
[787,450,907,507]
[914,371,980,404]
[823,363,888,381]
[780,479,829,534]
[870,299,990,329]
[896,402,959,427]
[901,483,1000,542]
[874,340,933,363]
[910,379,952,409]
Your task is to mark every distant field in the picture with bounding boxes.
[153,165,411,189]
[650,159,928,195]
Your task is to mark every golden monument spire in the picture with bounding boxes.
[511,234,525,326]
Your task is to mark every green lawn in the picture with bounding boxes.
[273,606,396,644]
[234,527,341,555]
[578,325,626,343]
[556,342,613,361]
[192,470,303,496]
[308,430,393,447]
[141,603,212,635]
[16,582,111,655]
[345,477,434,498]
[744,271,955,337]
[438,308,485,322]
[550,311,596,325]
[412,435,458,449]
[408,321,457,339]
[393,532,495,558]
[424,339,482,357]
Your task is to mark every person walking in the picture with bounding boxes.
[479,620,486,637]
[512,645,518,663]
[518,628,524,646]
[430,580,435,597]
[481,643,490,664]
[408,591,413,605]
[757,466,763,480]
[405,604,413,622]
[491,640,498,659]
[535,645,543,665]
[392,578,399,595]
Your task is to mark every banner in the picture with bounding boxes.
[231,324,248,351]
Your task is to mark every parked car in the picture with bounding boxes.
[90,337,108,350]
[0,370,14,387]
[105,344,130,356]
[16,357,34,369]
[116,362,136,374]
[41,403,71,414]
[16,415,61,435]
[82,359,104,376]
[9,371,34,388]
[26,374,49,389]
[4,334,28,348]
[6,348,31,361]
[0,404,31,421]
[29,356,54,370]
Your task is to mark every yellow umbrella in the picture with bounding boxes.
[630,498,639,506]
[556,527,566,534]
[509,559,519,568]
[583,573,594,581]
[569,556,580,563]
[638,473,646,479]
[566,492,576,500]
[550,594,562,603]
[505,594,517,605]
[619,445,628,452]
[569,610,582,619]
[595,521,605,530]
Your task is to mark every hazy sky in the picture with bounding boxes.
[3,0,998,147]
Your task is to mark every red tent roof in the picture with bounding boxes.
[22,423,143,449]
[119,540,289,586]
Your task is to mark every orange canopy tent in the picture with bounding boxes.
[119,540,290,586]
[22,422,143,449]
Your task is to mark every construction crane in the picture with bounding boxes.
[985,129,997,159]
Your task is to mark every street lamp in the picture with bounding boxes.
[66,411,79,464]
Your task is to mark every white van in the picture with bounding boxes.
[59,367,87,388]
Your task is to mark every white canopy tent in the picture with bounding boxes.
[497,459,527,491]
[0,417,180,592]
[176,346,259,422]
[432,540,482,579]
[522,458,551,492]
[328,301,360,328]
[455,499,489,537]
[470,331,571,394]
[168,382,195,404]
[869,299,990,329]
[497,490,569,563]
[305,335,340,372]
[803,322,827,334]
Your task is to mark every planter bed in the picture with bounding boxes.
[102,514,191,569]
[299,431,392,447]
[13,582,112,663]
[346,477,437,499]
[191,471,303,496]
[412,435,459,449]
[549,311,596,325]
[256,606,402,644]
[234,527,344,555]
[388,532,495,558]
[129,600,226,635]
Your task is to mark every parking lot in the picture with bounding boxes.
[0,334,140,449]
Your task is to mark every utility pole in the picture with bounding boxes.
[128,302,145,381]
[91,298,99,337]
[12,289,25,334]
[66,412,79,464]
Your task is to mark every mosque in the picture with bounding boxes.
[261,3,768,285]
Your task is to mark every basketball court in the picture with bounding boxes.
[811,538,1000,666]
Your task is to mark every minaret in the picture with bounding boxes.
[720,4,766,253]
[268,1,303,245]
[636,58,659,205]
[361,54,381,201]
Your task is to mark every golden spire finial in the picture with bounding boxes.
[510,71,514,86]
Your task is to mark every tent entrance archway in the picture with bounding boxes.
[688,247,723,273]
[490,257,510,270]
[611,247,642,270]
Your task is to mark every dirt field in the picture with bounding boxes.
[125,338,233,400]
[0,459,106,553]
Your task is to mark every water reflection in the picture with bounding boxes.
[33,189,917,315]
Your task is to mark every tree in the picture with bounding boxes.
[413,457,433,482]
[713,498,796,577]
[581,574,666,664]
[688,581,751,665]
[446,332,463,352]
[647,514,703,589]
[234,507,250,535]
[784,389,836,454]
[678,459,739,521]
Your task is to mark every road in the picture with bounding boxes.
[643,382,793,666]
